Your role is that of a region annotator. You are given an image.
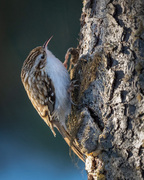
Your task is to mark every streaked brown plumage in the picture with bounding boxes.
[21,37,84,162]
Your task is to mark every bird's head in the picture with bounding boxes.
[21,36,53,80]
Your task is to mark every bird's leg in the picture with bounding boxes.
[63,48,79,71]
[63,48,71,69]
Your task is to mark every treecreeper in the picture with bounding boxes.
[21,36,84,162]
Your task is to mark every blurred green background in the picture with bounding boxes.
[0,0,86,179]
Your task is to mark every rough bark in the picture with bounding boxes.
[68,0,144,179]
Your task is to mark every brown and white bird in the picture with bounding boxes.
[21,36,84,162]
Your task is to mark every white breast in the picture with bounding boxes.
[45,49,71,126]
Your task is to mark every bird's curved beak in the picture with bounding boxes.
[43,36,53,50]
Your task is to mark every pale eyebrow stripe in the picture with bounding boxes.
[26,50,41,63]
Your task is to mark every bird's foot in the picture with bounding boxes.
[63,48,79,71]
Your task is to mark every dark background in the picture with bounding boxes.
[0,0,86,179]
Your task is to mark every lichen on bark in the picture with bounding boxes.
[68,0,144,179]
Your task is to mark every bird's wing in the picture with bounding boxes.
[40,75,56,136]
[54,121,85,162]
[27,71,56,136]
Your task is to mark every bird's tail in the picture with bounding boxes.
[54,121,85,162]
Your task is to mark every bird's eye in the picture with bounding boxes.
[41,54,45,59]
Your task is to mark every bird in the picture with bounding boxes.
[21,36,84,162]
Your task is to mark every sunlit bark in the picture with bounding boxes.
[69,0,144,179]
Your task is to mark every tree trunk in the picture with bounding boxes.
[68,0,144,179]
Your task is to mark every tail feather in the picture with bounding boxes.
[54,121,85,162]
